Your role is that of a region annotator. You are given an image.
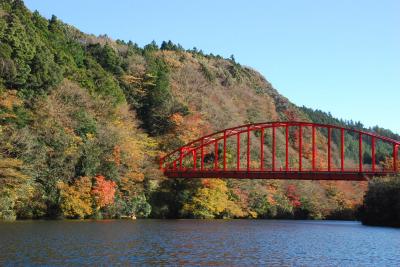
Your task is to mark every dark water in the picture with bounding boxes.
[0,220,399,266]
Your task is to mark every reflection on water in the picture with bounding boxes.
[0,220,399,266]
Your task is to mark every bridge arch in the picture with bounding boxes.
[160,121,400,180]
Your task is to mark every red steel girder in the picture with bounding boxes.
[160,121,400,180]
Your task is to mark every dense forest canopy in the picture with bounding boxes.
[0,0,398,221]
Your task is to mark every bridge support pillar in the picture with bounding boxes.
[341,128,345,172]
[237,133,240,171]
[272,126,276,171]
[260,128,264,170]
[285,125,289,171]
[312,125,316,171]
[359,133,363,172]
[299,125,302,171]
[247,126,251,171]
[372,137,375,172]
[201,138,204,171]
[223,131,227,171]
[328,127,331,171]
[394,144,398,172]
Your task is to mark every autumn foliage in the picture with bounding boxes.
[91,175,116,208]
[182,179,244,219]
[286,185,301,208]
[58,177,93,219]
[57,175,117,218]
[1,1,398,221]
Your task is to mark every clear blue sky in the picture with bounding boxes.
[24,0,400,134]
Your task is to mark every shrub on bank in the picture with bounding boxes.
[359,176,400,227]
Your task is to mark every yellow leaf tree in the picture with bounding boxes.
[58,176,93,219]
[182,179,244,218]
[0,157,30,220]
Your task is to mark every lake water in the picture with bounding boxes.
[0,220,399,266]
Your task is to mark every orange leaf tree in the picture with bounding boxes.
[91,175,116,209]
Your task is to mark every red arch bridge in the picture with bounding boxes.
[160,122,400,181]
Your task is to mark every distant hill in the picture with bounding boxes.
[0,0,397,220]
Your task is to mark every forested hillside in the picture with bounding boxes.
[0,0,397,220]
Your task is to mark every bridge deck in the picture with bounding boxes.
[164,170,396,181]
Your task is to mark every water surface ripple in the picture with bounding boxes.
[0,220,399,266]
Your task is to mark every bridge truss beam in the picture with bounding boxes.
[160,121,400,180]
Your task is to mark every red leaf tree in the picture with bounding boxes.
[286,184,301,208]
[91,175,116,208]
